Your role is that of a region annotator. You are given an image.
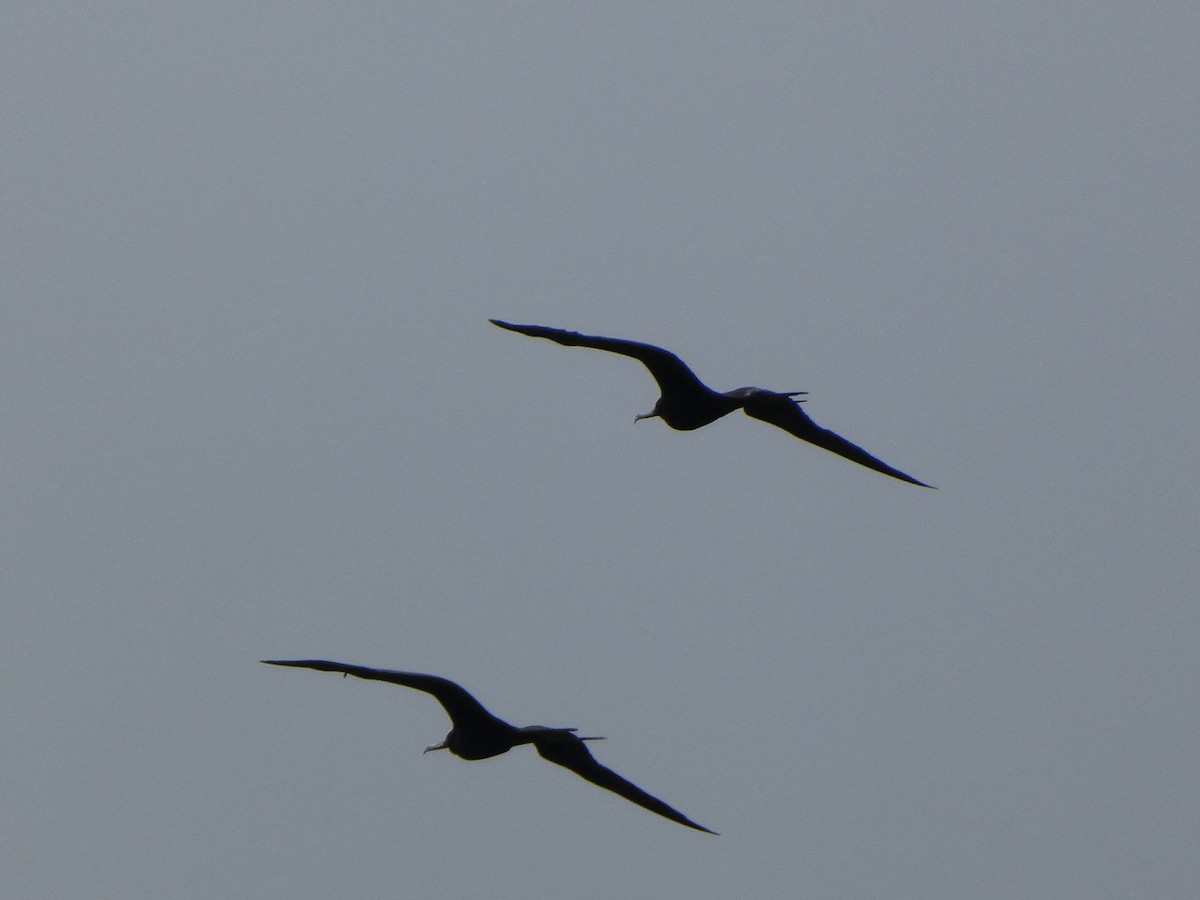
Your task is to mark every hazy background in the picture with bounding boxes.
[4,3,1197,898]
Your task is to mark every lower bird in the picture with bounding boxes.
[491,318,933,488]
[262,659,715,834]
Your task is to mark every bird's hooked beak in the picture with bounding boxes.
[423,740,449,754]
[633,411,658,423]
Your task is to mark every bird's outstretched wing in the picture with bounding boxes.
[261,660,506,731]
[489,319,710,399]
[534,734,716,834]
[741,395,934,488]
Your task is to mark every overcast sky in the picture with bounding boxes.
[4,3,1198,898]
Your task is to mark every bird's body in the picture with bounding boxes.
[490,319,932,488]
[262,659,715,833]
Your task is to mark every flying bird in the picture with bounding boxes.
[262,659,715,834]
[490,319,933,488]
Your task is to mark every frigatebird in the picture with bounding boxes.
[261,659,715,834]
[490,319,933,488]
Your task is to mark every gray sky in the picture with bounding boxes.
[4,3,1197,898]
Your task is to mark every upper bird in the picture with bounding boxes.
[262,659,715,834]
[490,319,933,488]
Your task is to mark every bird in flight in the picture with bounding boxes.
[262,659,715,834]
[490,319,933,488]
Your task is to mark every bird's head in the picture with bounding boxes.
[423,733,452,754]
[634,400,662,423]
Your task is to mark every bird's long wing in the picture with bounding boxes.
[534,735,716,834]
[742,396,933,488]
[261,659,505,731]
[489,319,710,399]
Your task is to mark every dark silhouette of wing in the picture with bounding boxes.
[742,397,933,488]
[490,319,711,399]
[534,735,716,834]
[261,659,503,730]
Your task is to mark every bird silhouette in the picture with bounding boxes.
[491,319,933,487]
[262,659,715,834]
